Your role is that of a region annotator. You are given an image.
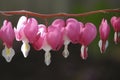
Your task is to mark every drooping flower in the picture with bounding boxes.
[32,24,45,51]
[51,19,69,58]
[63,18,81,58]
[79,23,97,60]
[0,20,15,62]
[111,16,120,44]
[14,16,39,58]
[32,24,52,66]
[44,24,64,66]
[52,18,81,58]
[98,19,110,53]
[32,24,51,66]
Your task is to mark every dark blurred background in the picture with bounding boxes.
[0,0,120,80]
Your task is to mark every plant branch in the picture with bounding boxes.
[0,9,120,19]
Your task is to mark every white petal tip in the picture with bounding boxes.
[81,45,88,60]
[62,43,69,58]
[45,60,51,66]
[62,51,69,58]
[98,40,108,53]
[23,53,28,58]
[44,51,51,66]
[6,57,12,62]
[2,47,15,62]
[64,55,69,58]
[21,41,30,58]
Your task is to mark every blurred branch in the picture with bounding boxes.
[0,9,120,19]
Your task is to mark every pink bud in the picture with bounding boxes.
[79,23,97,59]
[111,16,120,44]
[98,19,110,53]
[0,20,15,48]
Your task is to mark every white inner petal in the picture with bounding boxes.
[21,40,30,58]
[118,32,120,37]
[81,45,88,59]
[42,39,52,66]
[2,47,15,62]
[44,51,51,66]
[98,39,109,53]
[98,39,102,52]
[62,35,70,58]
[114,32,117,44]
[105,40,109,50]
[62,41,70,58]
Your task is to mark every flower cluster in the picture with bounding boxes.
[0,16,119,66]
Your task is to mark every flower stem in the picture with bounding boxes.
[0,9,120,19]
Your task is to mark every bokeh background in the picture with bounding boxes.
[0,0,120,80]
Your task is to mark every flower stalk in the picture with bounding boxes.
[0,9,120,18]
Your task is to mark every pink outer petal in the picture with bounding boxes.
[79,23,97,46]
[32,37,43,50]
[52,19,65,37]
[14,27,25,41]
[24,18,39,43]
[15,16,27,41]
[65,18,81,44]
[32,24,47,50]
[0,20,15,48]
[99,19,110,41]
[46,26,64,51]
[52,19,65,28]
[111,16,120,32]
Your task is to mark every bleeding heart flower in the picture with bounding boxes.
[62,18,81,58]
[111,16,120,44]
[32,24,45,50]
[43,24,64,66]
[98,18,110,53]
[32,24,52,66]
[51,19,69,58]
[79,23,97,60]
[0,20,15,62]
[14,16,39,58]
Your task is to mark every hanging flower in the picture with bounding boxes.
[111,16,120,44]
[32,24,52,66]
[62,18,81,58]
[32,24,45,50]
[0,20,15,62]
[44,25,64,66]
[79,23,97,60]
[51,19,69,58]
[14,16,39,58]
[98,19,110,53]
